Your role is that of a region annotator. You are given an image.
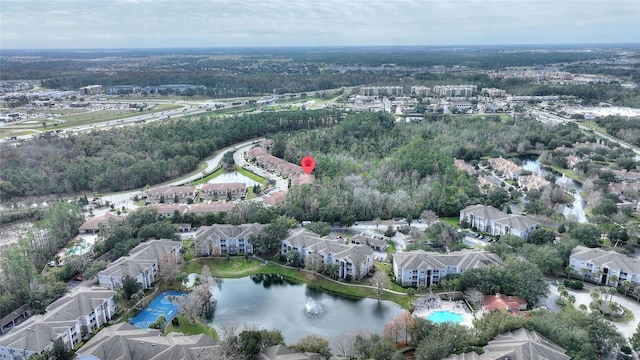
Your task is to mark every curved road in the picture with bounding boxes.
[97,138,265,214]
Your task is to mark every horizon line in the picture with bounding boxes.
[2,42,640,52]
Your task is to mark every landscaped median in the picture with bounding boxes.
[182,257,412,309]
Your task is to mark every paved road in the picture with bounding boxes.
[547,281,640,340]
[95,138,263,216]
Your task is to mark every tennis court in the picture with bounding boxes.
[130,290,188,329]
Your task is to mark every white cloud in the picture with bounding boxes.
[0,0,638,48]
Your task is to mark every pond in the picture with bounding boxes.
[521,158,586,223]
[208,171,260,186]
[206,274,404,347]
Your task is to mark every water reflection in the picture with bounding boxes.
[207,276,404,349]
[521,158,586,222]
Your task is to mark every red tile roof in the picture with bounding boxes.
[482,294,527,313]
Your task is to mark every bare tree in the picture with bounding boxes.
[207,321,245,360]
[305,252,323,273]
[420,210,439,227]
[371,269,390,300]
[158,253,182,286]
[179,265,216,323]
[334,330,372,359]
[464,288,484,308]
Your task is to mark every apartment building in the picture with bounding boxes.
[0,287,116,360]
[199,182,247,201]
[282,229,374,280]
[432,85,477,97]
[360,86,403,97]
[393,249,503,287]
[459,204,539,240]
[98,239,182,290]
[569,245,640,286]
[76,323,218,360]
[410,86,431,97]
[146,186,196,204]
[194,223,266,256]
[443,328,570,360]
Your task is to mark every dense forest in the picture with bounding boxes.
[0,109,340,201]
[277,113,591,220]
[594,116,640,146]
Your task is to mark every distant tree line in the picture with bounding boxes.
[0,109,341,201]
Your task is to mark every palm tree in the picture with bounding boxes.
[579,267,588,281]
[633,286,640,302]
[590,288,601,304]
[621,280,632,297]
[608,286,618,303]
[608,274,619,287]
[594,268,604,284]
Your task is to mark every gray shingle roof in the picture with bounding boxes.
[443,328,570,360]
[285,229,373,263]
[75,323,218,360]
[395,249,503,271]
[571,245,640,274]
[195,223,267,243]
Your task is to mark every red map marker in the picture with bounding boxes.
[301,156,316,175]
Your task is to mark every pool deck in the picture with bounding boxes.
[412,296,477,327]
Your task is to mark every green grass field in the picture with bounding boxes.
[191,167,225,185]
[235,165,267,184]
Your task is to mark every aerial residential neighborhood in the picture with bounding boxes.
[1,1,640,359]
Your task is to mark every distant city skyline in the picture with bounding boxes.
[1,0,638,49]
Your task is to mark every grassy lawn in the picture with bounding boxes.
[59,104,182,127]
[545,164,584,184]
[165,316,218,338]
[192,166,224,185]
[441,217,460,228]
[184,257,411,309]
[386,240,396,254]
[236,165,267,184]
[246,185,259,200]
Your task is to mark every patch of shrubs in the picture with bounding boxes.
[563,279,584,290]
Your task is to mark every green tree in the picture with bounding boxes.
[631,322,640,352]
[286,249,301,267]
[290,335,333,360]
[51,338,73,360]
[121,275,143,300]
[527,228,556,245]
[305,222,331,236]
[250,216,296,256]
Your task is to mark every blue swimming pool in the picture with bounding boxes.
[426,310,464,324]
[130,290,188,329]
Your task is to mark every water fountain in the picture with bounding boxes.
[304,298,324,318]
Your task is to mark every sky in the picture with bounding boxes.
[1,0,638,49]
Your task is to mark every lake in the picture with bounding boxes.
[206,274,404,347]
[521,158,586,222]
[208,171,261,186]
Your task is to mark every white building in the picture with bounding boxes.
[194,223,266,256]
[432,85,477,97]
[360,86,403,97]
[97,239,182,290]
[459,204,539,240]
[281,229,374,280]
[569,245,640,286]
[393,249,503,287]
[411,86,431,97]
[0,287,116,360]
